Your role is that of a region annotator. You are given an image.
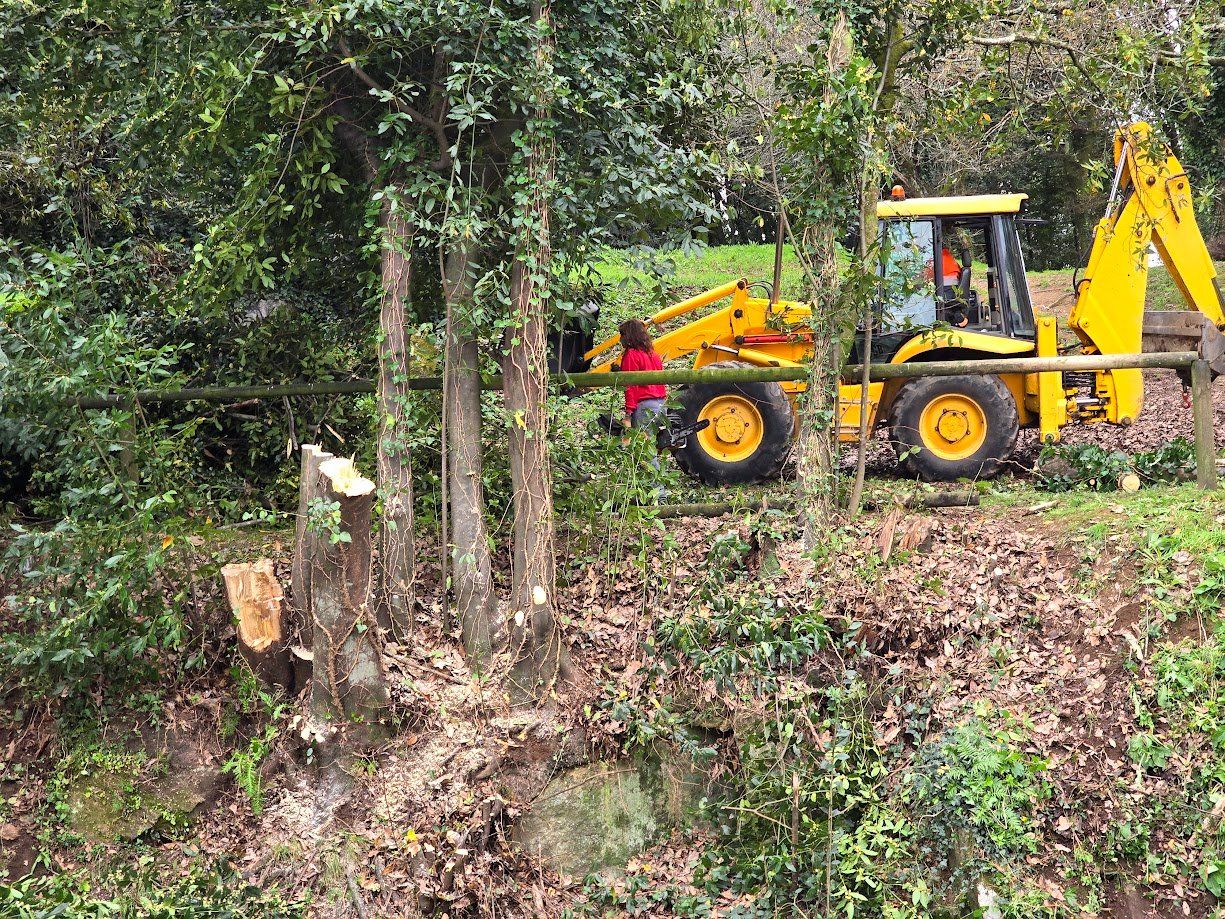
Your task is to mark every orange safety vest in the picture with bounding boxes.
[940,248,961,286]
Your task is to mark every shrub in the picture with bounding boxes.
[910,706,1050,859]
[1037,439,1195,492]
[0,859,305,917]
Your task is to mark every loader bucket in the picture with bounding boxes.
[1142,311,1225,381]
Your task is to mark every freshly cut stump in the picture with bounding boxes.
[222,559,292,691]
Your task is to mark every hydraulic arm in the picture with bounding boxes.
[1068,121,1225,423]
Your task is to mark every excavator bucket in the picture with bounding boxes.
[1142,311,1225,381]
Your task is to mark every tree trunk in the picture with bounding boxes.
[796,16,855,549]
[847,161,882,519]
[310,457,390,746]
[795,220,844,549]
[504,259,570,697]
[222,559,293,692]
[375,201,416,640]
[502,0,570,700]
[442,241,498,662]
[503,260,569,693]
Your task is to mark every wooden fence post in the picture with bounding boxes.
[1191,359,1218,491]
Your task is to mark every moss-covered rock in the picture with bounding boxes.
[56,751,220,844]
[514,753,716,877]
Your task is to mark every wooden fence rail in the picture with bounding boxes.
[69,350,1217,489]
[71,350,1200,407]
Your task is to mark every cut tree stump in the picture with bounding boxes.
[289,444,333,687]
[222,559,293,691]
[309,456,390,748]
[305,455,390,828]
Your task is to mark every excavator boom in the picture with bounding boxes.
[1068,121,1225,421]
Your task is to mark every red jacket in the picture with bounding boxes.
[619,347,666,412]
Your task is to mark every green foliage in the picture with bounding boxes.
[1037,439,1196,492]
[1120,574,1225,897]
[655,530,829,694]
[593,512,931,917]
[0,859,304,917]
[1133,618,1225,780]
[0,282,205,698]
[1,521,190,698]
[912,706,1050,859]
[221,670,288,815]
[0,0,736,657]
[575,872,712,917]
[1126,731,1174,769]
[306,498,350,546]
[222,724,278,815]
[696,679,922,917]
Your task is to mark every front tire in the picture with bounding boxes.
[675,361,794,485]
[889,374,1018,482]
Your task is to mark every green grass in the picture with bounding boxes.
[1148,260,1225,311]
[593,244,806,298]
[986,484,1225,563]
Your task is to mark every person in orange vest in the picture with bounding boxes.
[939,246,962,289]
[938,246,972,327]
[922,246,962,289]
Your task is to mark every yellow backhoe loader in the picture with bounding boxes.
[569,121,1225,484]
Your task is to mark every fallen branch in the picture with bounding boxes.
[905,490,979,509]
[652,498,792,519]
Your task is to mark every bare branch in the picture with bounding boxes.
[334,33,453,166]
[967,30,1102,89]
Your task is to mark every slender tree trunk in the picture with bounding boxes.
[796,15,854,550]
[846,25,899,518]
[502,0,569,700]
[796,220,843,549]
[847,162,882,519]
[375,201,416,639]
[443,241,498,661]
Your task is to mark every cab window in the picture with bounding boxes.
[878,219,936,331]
[935,215,1035,338]
[996,216,1036,337]
[936,218,997,331]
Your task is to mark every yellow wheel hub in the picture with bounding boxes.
[919,393,987,461]
[697,394,764,463]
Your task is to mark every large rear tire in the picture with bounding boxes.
[675,361,794,485]
[889,374,1018,482]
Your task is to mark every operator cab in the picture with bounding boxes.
[857,194,1037,363]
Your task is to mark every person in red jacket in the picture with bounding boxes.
[616,319,667,432]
